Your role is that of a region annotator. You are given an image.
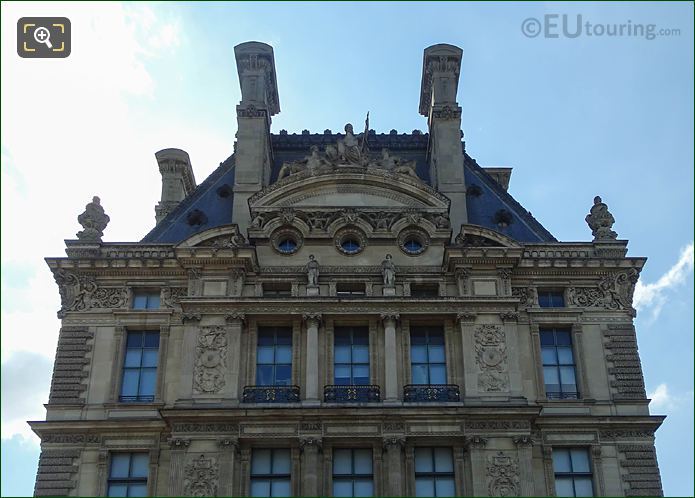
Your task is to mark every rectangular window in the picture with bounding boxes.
[336,283,366,296]
[414,447,456,497]
[256,327,292,386]
[538,290,565,308]
[132,291,160,310]
[120,331,159,402]
[250,449,292,497]
[263,283,291,297]
[410,284,439,298]
[332,448,374,497]
[552,448,594,497]
[540,328,578,399]
[107,452,149,497]
[410,326,447,385]
[334,327,370,385]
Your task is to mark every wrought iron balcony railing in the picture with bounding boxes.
[323,385,381,403]
[546,391,579,400]
[403,384,460,402]
[241,385,301,403]
[119,395,155,403]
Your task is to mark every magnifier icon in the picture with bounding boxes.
[34,26,53,49]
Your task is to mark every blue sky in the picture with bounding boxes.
[1,1,693,496]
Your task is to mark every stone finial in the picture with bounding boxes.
[76,196,109,242]
[585,196,617,241]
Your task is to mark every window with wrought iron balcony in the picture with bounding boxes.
[403,326,460,402]
[324,326,381,403]
[242,326,300,403]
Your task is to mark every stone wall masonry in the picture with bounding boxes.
[603,325,647,400]
[617,444,663,496]
[33,449,81,497]
[48,327,94,405]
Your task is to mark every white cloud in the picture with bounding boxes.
[0,2,230,444]
[634,242,694,319]
[648,383,695,413]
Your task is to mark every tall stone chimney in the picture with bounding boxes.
[231,41,280,233]
[154,148,196,224]
[419,44,467,237]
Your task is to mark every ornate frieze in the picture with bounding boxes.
[161,287,187,309]
[474,324,509,392]
[511,286,537,308]
[487,452,520,497]
[41,433,100,444]
[570,269,640,316]
[172,424,239,434]
[465,421,530,431]
[53,270,129,318]
[183,454,219,497]
[193,327,229,394]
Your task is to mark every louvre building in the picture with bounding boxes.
[31,42,664,497]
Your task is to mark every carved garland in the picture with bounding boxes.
[474,324,509,392]
[193,327,229,394]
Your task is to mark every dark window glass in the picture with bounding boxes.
[410,285,439,298]
[132,292,160,310]
[107,453,149,497]
[263,283,292,297]
[414,447,456,497]
[333,448,374,497]
[256,327,293,386]
[404,238,423,254]
[251,449,292,497]
[278,239,297,254]
[334,327,370,385]
[538,290,565,308]
[120,332,159,402]
[540,328,578,399]
[410,327,447,385]
[552,448,594,497]
[341,239,361,254]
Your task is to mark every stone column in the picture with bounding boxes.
[381,314,400,402]
[514,436,535,496]
[239,448,252,497]
[541,446,556,496]
[225,314,246,401]
[96,449,109,496]
[453,446,466,496]
[382,437,405,496]
[168,438,190,496]
[218,438,239,497]
[465,436,488,497]
[303,314,322,402]
[300,438,322,496]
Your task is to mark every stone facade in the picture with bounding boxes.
[31,42,663,497]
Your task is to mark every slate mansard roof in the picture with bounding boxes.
[141,131,556,244]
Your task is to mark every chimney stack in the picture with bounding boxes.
[154,148,196,224]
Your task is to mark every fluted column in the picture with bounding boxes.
[168,438,190,496]
[300,437,322,496]
[514,436,534,496]
[381,314,400,402]
[303,314,322,402]
[225,314,246,401]
[465,436,487,497]
[218,438,239,497]
[383,437,405,496]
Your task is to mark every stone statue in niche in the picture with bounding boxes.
[307,255,319,286]
[381,254,396,295]
[585,196,618,241]
[76,196,110,242]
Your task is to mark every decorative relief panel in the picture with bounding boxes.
[487,452,520,497]
[568,269,640,316]
[474,324,509,392]
[53,269,129,318]
[161,287,187,309]
[193,327,228,394]
[183,454,219,497]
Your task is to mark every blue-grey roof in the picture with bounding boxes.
[141,132,555,244]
